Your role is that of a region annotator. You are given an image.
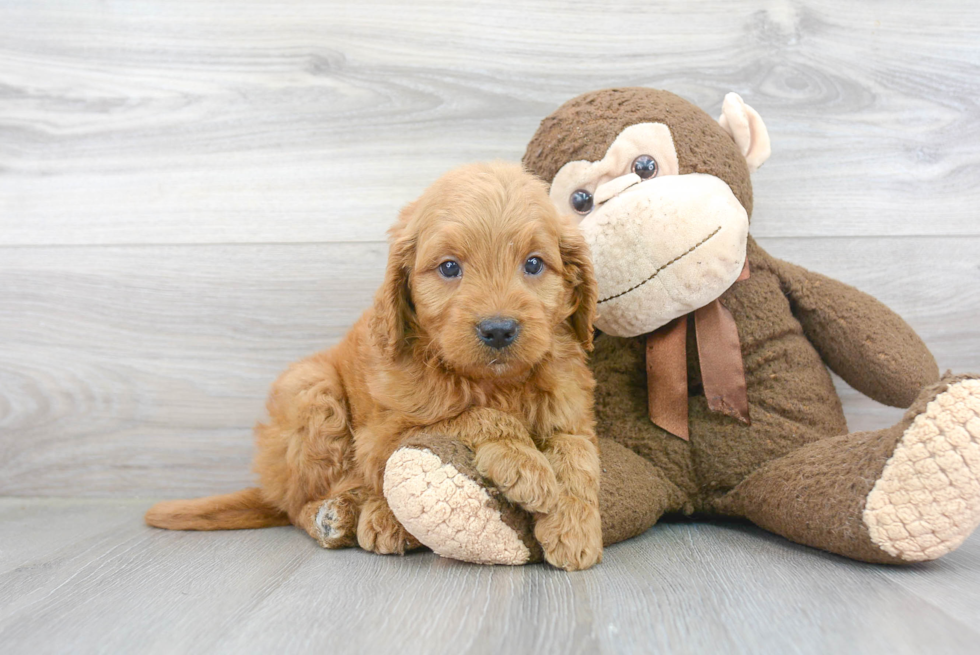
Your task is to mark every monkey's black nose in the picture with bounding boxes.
[477,318,520,350]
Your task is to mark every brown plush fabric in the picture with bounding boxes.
[522,87,755,219]
[715,374,972,563]
[773,258,940,407]
[596,438,687,545]
[582,234,942,560]
[590,237,853,504]
[715,424,909,564]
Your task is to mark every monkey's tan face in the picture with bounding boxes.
[549,122,749,337]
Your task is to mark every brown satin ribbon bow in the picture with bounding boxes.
[645,261,752,440]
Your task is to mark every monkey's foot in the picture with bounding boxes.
[383,435,540,565]
[864,377,980,561]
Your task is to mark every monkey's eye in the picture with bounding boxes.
[523,256,545,276]
[570,189,593,214]
[438,260,461,278]
[632,155,658,180]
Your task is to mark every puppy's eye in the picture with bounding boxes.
[524,256,545,276]
[570,189,593,214]
[438,260,461,278]
[632,155,658,180]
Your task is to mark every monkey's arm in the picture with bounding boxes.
[772,257,939,408]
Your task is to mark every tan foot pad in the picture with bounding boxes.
[383,447,532,565]
[864,379,980,561]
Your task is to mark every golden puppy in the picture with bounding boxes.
[145,162,602,570]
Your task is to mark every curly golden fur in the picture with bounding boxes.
[145,162,603,570]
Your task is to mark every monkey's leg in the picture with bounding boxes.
[715,374,980,563]
[384,434,687,565]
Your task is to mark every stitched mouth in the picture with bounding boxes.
[597,226,722,305]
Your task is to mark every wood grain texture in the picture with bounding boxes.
[0,499,977,654]
[0,0,978,498]
[1,0,979,245]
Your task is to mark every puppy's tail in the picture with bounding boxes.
[145,487,290,531]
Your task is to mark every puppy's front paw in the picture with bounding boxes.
[535,495,603,571]
[474,441,559,514]
[356,498,421,555]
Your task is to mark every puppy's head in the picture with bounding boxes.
[373,162,596,379]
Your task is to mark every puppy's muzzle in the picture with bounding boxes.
[476,317,520,350]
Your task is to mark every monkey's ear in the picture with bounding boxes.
[717,92,771,173]
[559,218,597,351]
[372,203,418,359]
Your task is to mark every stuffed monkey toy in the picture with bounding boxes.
[383,88,980,568]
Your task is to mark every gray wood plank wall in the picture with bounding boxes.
[2,0,979,497]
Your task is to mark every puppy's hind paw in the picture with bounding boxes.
[474,441,559,514]
[357,497,421,555]
[311,496,359,549]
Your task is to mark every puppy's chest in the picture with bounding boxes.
[477,384,570,438]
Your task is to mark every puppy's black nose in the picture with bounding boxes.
[477,318,520,350]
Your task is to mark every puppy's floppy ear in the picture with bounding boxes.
[559,217,597,351]
[372,203,418,359]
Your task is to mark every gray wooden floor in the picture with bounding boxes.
[2,0,980,652]
[1,498,978,655]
